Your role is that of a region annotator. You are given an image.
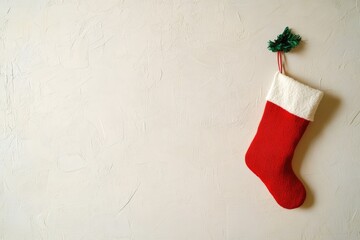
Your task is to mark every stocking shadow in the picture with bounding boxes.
[289,78,340,209]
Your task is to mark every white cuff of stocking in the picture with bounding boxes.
[266,72,324,121]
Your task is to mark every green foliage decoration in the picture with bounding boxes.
[268,27,301,52]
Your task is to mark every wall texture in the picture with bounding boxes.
[1,0,360,239]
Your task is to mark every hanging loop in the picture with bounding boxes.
[277,51,284,74]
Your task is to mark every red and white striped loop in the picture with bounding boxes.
[277,51,283,74]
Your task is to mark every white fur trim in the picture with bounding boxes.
[266,72,324,121]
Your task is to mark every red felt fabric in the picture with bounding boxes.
[245,101,309,209]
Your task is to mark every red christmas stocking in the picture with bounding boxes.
[245,72,323,209]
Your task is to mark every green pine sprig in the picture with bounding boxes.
[268,27,301,52]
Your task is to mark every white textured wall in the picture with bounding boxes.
[1,0,360,239]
